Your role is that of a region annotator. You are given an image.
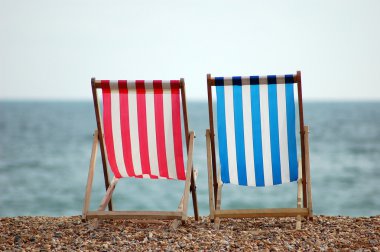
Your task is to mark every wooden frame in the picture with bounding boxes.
[82,78,199,224]
[206,71,313,229]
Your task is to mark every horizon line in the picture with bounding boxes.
[1,98,380,103]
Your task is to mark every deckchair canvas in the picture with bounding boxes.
[206,71,312,229]
[82,78,198,223]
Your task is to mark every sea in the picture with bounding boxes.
[0,101,379,217]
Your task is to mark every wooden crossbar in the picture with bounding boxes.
[86,211,182,220]
[93,80,183,89]
[214,208,309,218]
[208,74,297,86]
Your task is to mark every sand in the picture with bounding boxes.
[1,215,379,251]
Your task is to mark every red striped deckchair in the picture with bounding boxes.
[82,78,198,223]
[206,71,312,229]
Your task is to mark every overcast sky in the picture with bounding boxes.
[1,0,380,101]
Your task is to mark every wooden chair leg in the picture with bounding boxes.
[191,168,199,221]
[206,130,215,222]
[296,178,302,230]
[170,220,181,230]
[214,179,222,230]
[181,132,195,221]
[171,196,185,230]
[304,125,313,220]
[171,168,197,229]
[82,130,98,221]
[98,177,119,211]
[173,132,195,228]
[90,177,118,228]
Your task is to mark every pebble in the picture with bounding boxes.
[0,215,379,251]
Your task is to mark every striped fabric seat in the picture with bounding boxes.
[101,80,186,180]
[215,75,298,186]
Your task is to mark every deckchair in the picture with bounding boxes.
[82,78,198,224]
[206,71,312,229]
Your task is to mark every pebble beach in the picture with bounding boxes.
[1,215,379,251]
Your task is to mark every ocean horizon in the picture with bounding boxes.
[0,100,379,217]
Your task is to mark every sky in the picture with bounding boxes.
[1,0,380,101]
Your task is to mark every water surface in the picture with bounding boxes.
[0,101,379,217]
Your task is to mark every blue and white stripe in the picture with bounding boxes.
[215,75,298,187]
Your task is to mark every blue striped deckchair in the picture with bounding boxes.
[206,71,312,229]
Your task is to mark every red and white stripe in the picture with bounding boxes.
[101,80,186,180]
